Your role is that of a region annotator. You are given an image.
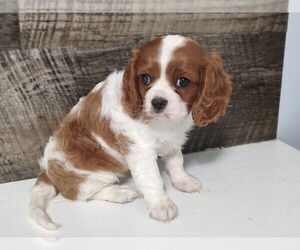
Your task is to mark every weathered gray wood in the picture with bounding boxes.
[0,0,19,12]
[0,48,77,182]
[0,13,288,183]
[0,13,20,49]
[19,13,288,49]
[18,0,288,13]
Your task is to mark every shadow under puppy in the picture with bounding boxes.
[28,35,232,230]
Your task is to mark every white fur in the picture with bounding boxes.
[29,35,200,229]
[28,182,59,230]
[31,135,122,230]
[100,35,198,222]
[88,184,139,203]
[162,148,202,193]
[91,132,126,167]
[76,179,139,202]
[69,97,84,115]
[160,35,187,68]
[91,80,106,93]
[144,35,189,121]
[40,137,121,183]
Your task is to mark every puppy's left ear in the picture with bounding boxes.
[192,52,232,127]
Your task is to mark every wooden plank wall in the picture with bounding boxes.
[18,0,288,12]
[0,10,288,183]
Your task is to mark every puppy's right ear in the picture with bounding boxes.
[122,49,143,119]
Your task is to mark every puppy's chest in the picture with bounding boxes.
[155,141,172,157]
[153,131,186,157]
[143,120,192,157]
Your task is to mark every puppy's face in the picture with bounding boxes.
[122,35,232,126]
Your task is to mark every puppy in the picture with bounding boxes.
[28,35,232,230]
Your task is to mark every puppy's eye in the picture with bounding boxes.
[141,74,151,85]
[176,77,190,88]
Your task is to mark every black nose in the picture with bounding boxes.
[151,97,168,113]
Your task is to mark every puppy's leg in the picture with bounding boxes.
[162,148,202,193]
[91,185,140,203]
[77,179,139,203]
[126,150,178,222]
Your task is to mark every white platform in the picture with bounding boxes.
[0,140,300,238]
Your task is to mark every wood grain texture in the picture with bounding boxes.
[0,13,287,183]
[19,13,288,49]
[0,0,19,12]
[0,13,20,49]
[18,0,288,12]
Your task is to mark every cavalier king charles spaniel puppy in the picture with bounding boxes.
[29,35,232,230]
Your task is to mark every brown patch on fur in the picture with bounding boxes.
[76,89,117,151]
[115,133,133,155]
[54,86,126,174]
[167,39,232,127]
[122,36,231,125]
[36,170,56,189]
[36,83,134,200]
[47,160,84,200]
[122,37,162,119]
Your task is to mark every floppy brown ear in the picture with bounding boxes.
[192,52,232,127]
[122,49,142,119]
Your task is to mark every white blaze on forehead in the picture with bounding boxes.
[159,35,187,80]
[143,35,189,121]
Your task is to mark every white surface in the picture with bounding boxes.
[277,12,300,150]
[289,0,300,12]
[0,140,300,238]
[1,238,300,250]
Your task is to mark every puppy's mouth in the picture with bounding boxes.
[144,102,186,122]
[150,109,187,122]
[147,108,189,123]
[147,109,169,119]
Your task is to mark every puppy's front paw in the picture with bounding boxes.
[172,175,202,193]
[149,199,178,222]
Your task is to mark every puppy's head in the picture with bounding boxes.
[122,35,232,126]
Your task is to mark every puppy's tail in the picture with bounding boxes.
[28,170,59,230]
